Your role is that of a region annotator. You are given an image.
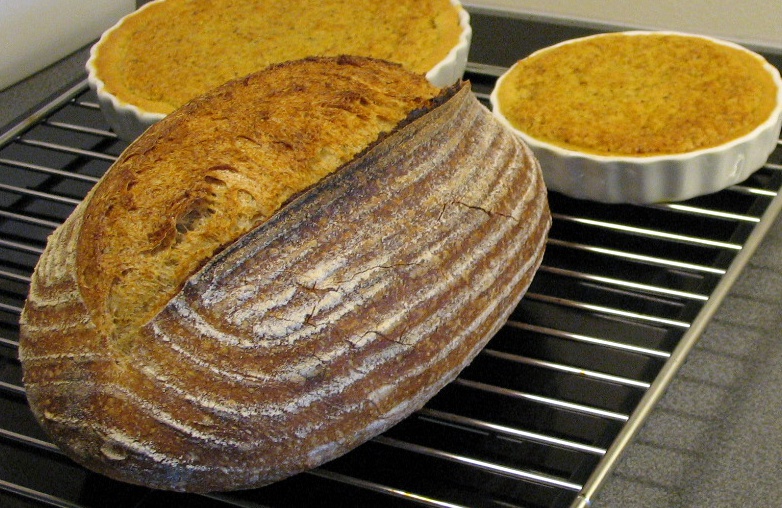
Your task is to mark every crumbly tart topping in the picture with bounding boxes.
[93,0,463,114]
[496,32,778,156]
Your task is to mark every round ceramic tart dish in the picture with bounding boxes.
[490,31,782,204]
[87,0,472,141]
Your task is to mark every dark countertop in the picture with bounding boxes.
[2,39,781,508]
[0,46,92,131]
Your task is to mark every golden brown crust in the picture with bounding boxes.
[496,32,778,156]
[77,56,440,351]
[94,0,463,114]
[20,56,550,492]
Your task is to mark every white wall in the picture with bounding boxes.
[465,0,782,51]
[1,0,135,90]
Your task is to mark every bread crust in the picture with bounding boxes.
[20,56,550,492]
[77,56,442,350]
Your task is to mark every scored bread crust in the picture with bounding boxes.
[74,56,445,357]
[19,56,550,492]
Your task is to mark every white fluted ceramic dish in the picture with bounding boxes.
[87,0,472,141]
[491,31,782,204]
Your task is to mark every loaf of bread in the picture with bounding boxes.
[19,56,550,492]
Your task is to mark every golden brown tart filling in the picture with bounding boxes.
[93,0,463,114]
[495,32,778,156]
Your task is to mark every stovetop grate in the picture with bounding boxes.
[1,11,781,508]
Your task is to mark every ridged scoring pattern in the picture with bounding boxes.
[20,85,550,492]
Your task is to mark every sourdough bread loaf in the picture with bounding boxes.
[20,56,550,492]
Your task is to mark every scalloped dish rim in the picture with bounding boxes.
[490,31,782,204]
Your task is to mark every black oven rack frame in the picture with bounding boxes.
[1,10,781,508]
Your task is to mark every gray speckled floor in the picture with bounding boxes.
[594,216,782,507]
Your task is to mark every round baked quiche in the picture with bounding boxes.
[87,0,472,140]
[491,31,782,204]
